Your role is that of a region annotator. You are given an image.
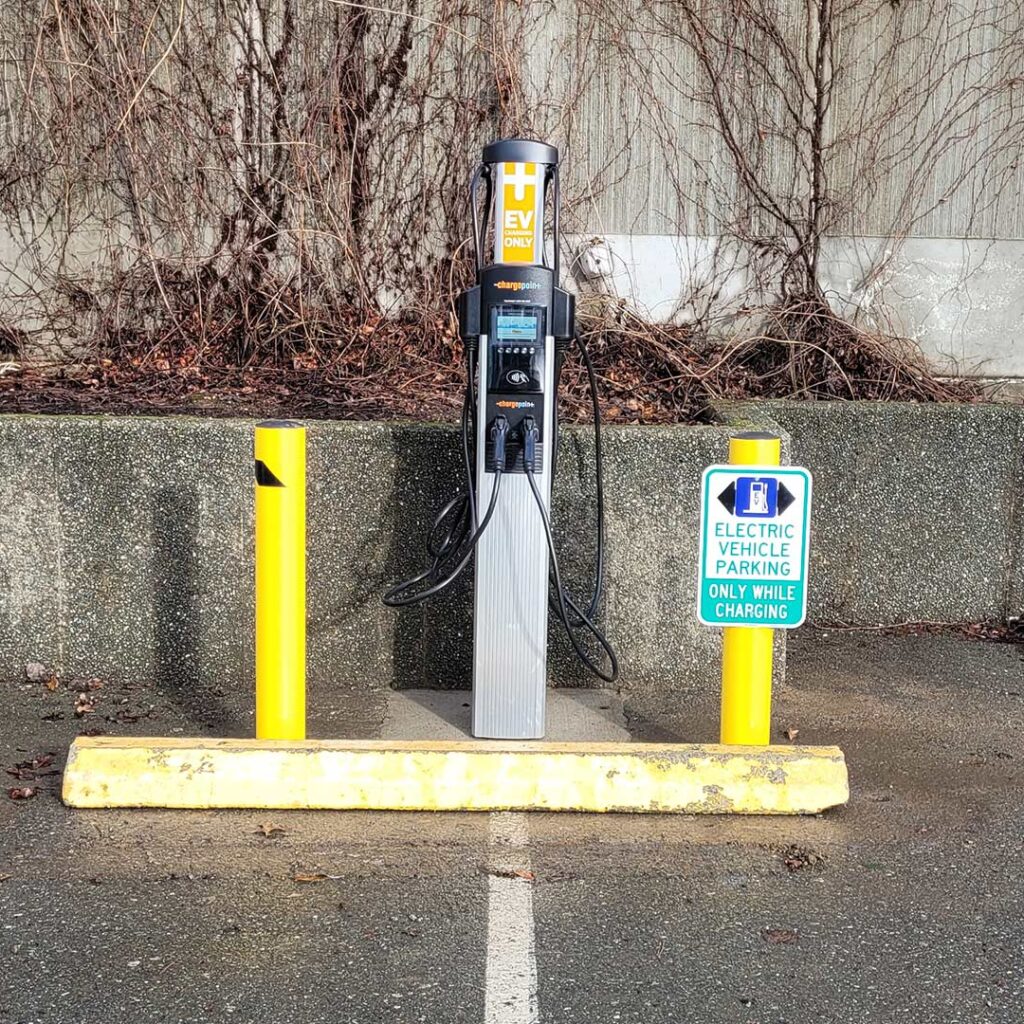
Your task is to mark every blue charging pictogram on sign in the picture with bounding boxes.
[735,476,778,518]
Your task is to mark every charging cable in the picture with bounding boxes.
[550,334,606,627]
[521,416,619,683]
[383,413,508,607]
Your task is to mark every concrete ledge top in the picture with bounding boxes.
[0,410,735,433]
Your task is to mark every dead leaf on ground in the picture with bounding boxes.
[5,754,59,781]
[763,927,798,944]
[109,706,155,724]
[781,844,825,872]
[292,871,328,883]
[256,822,286,837]
[74,695,96,717]
[43,674,59,692]
[7,787,37,801]
[491,868,536,881]
[783,727,799,742]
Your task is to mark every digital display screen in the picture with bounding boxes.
[496,314,539,341]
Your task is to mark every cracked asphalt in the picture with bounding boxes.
[1,628,1022,1024]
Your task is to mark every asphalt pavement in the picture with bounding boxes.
[1,628,1022,1023]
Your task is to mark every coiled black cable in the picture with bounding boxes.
[381,466,504,606]
[522,417,619,684]
[382,357,509,608]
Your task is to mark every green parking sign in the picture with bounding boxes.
[697,465,813,628]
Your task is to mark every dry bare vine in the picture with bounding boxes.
[1,0,1018,420]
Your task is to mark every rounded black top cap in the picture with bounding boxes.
[482,138,559,166]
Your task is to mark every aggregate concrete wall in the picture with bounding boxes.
[719,401,1024,623]
[4,403,1019,704]
[0,415,746,702]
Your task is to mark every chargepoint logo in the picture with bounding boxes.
[497,399,536,410]
[494,280,541,292]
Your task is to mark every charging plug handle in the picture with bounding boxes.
[521,416,539,472]
[490,415,509,468]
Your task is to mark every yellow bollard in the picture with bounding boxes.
[255,420,306,740]
[719,432,780,746]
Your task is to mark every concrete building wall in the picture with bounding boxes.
[573,235,1024,376]
[565,2,1024,241]
[2,1,1021,375]
[549,0,1024,374]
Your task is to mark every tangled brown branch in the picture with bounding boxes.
[0,0,1017,420]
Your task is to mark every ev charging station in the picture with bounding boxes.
[384,139,617,739]
[466,140,569,739]
[61,137,848,816]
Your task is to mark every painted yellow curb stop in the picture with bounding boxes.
[63,737,848,814]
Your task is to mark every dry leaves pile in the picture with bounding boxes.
[0,299,976,426]
[6,752,62,801]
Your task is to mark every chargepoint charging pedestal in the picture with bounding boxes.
[458,140,574,738]
[383,138,618,739]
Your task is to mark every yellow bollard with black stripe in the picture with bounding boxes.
[255,420,306,740]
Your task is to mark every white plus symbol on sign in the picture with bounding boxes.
[504,162,534,201]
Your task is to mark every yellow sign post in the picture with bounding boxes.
[255,420,306,740]
[719,432,781,745]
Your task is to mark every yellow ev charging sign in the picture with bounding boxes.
[494,161,545,264]
[697,465,812,628]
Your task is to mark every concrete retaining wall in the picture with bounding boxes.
[0,415,744,699]
[2,402,1020,701]
[720,401,1024,623]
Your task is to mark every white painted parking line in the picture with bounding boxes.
[485,812,539,1024]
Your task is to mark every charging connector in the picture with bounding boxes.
[521,415,538,471]
[491,415,509,469]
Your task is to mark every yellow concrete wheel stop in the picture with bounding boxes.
[62,737,848,814]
